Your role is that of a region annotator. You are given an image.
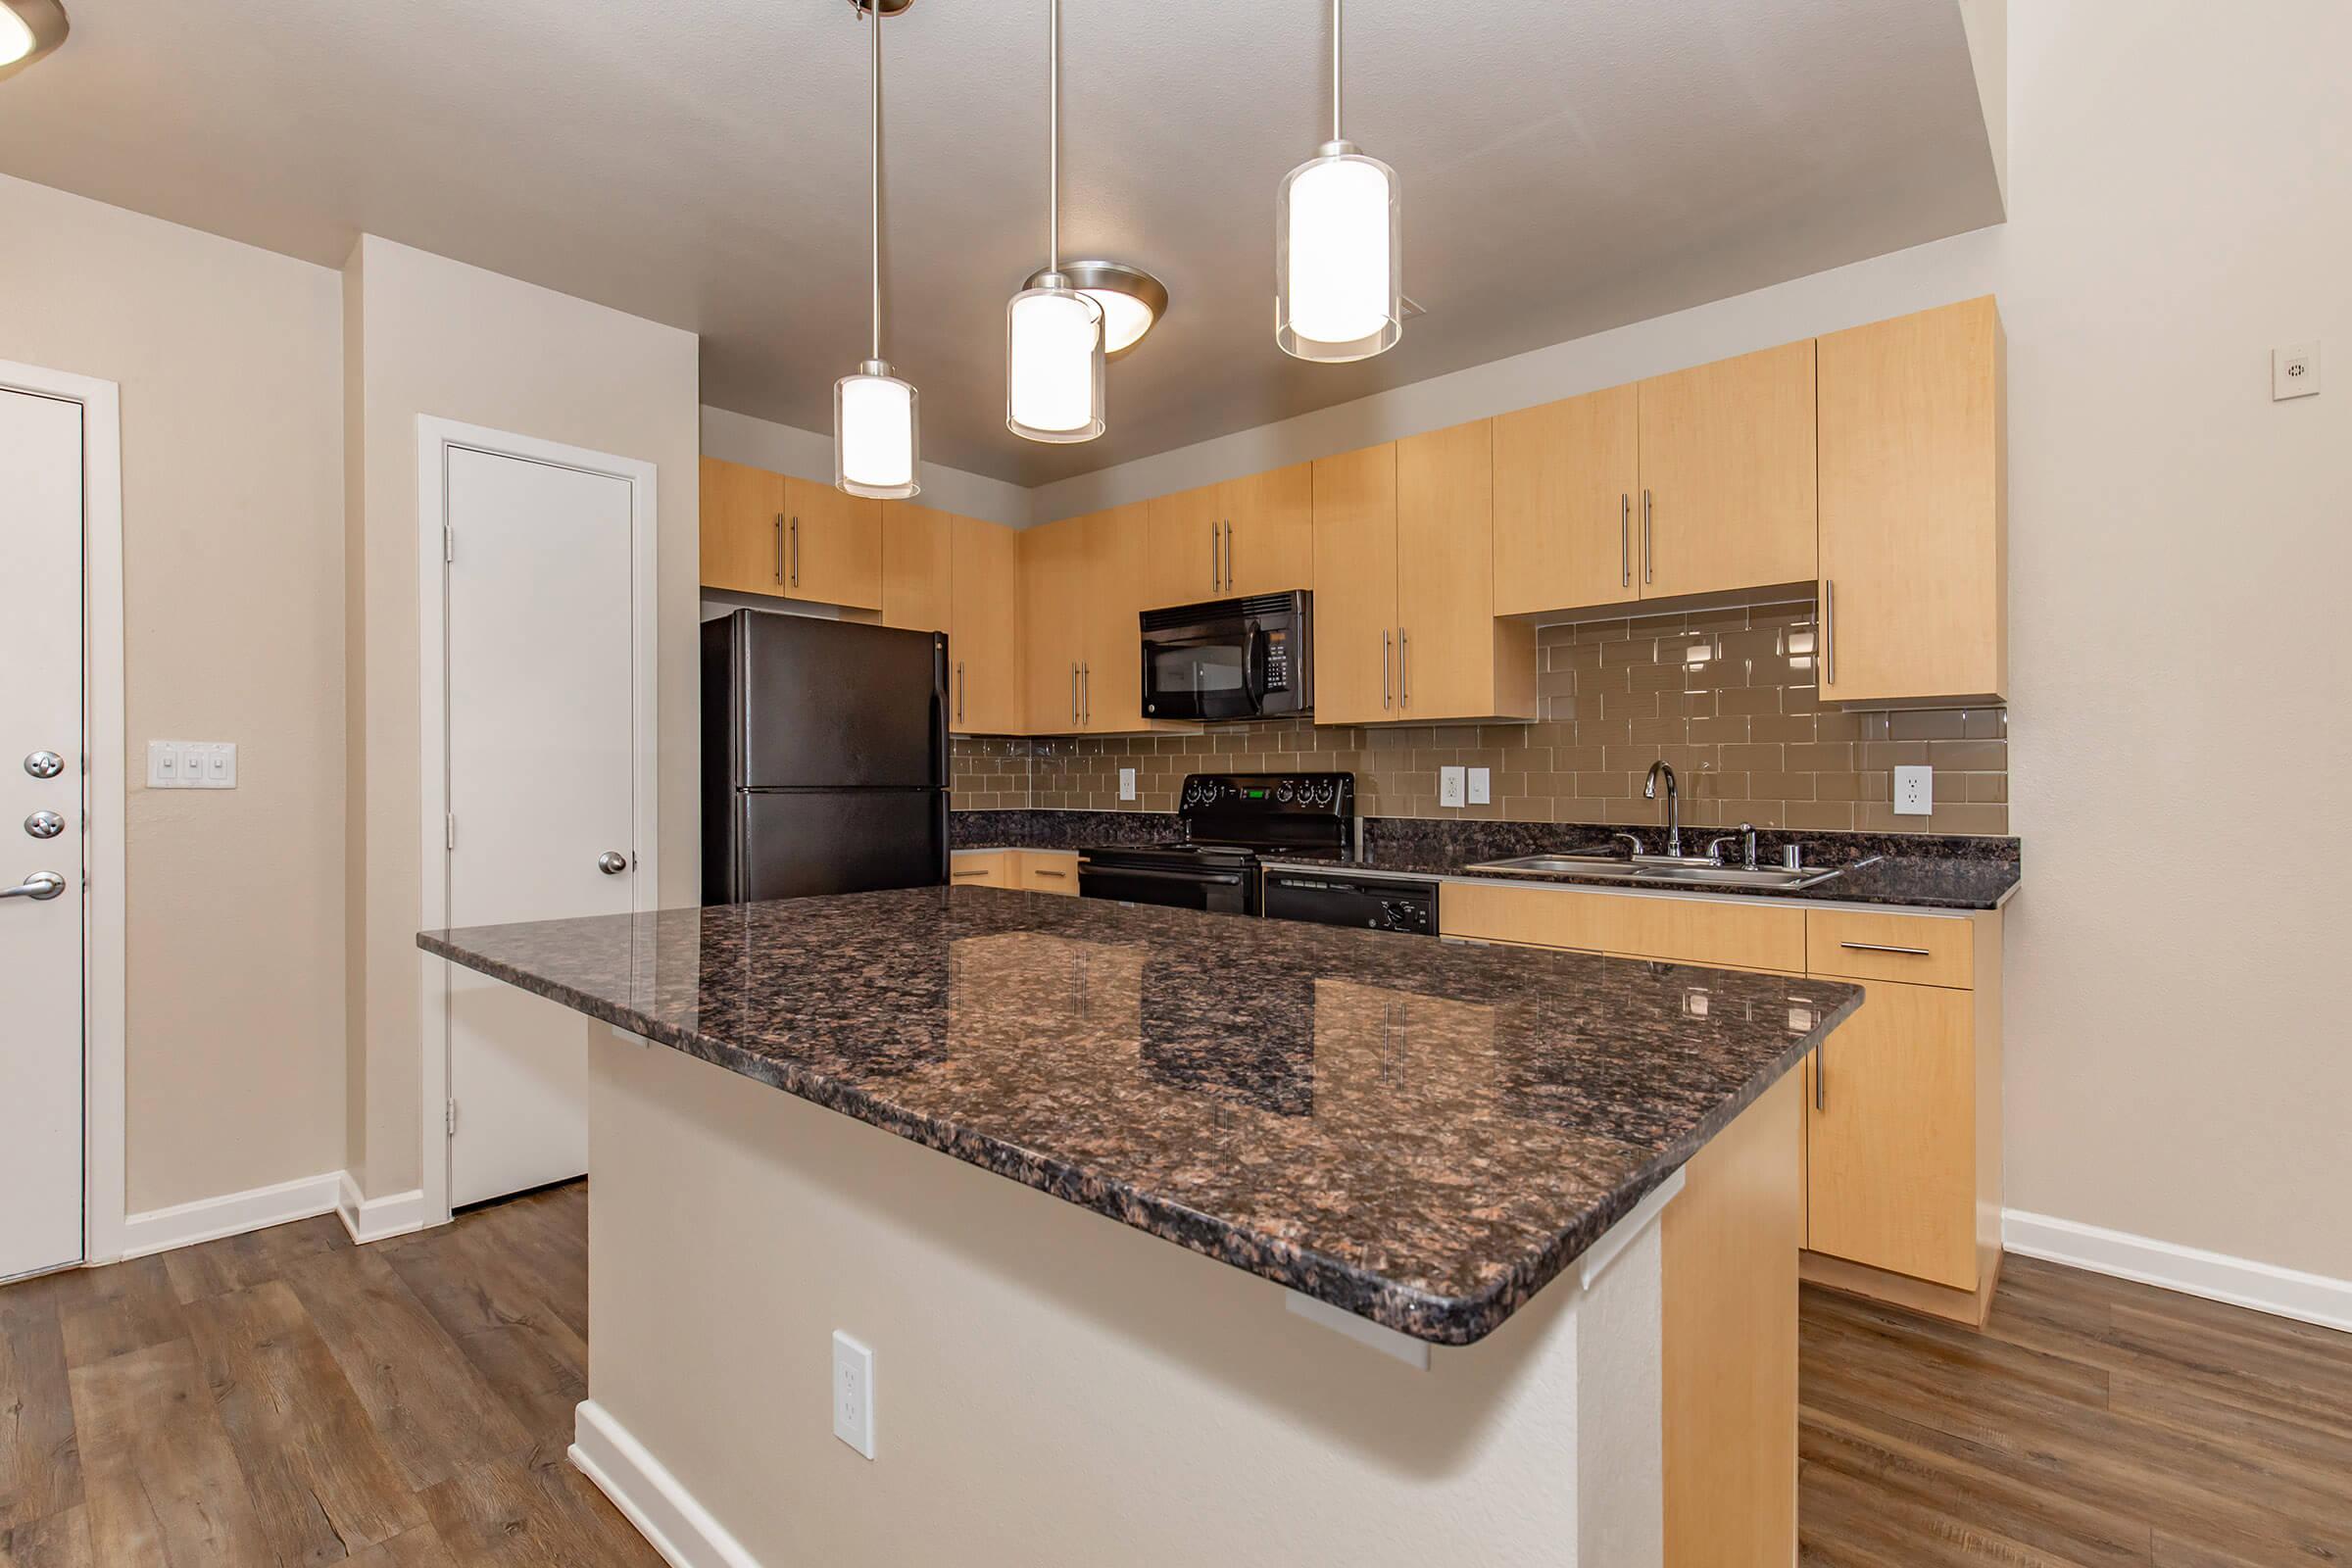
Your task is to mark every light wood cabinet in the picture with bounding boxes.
[949,514,1023,735]
[1492,383,1642,616]
[1818,296,2008,705]
[1144,464,1314,608]
[1019,514,1089,733]
[1310,426,1535,727]
[1636,339,1818,600]
[1016,850,1081,894]
[780,477,882,611]
[1440,880,1806,974]
[1081,503,1153,732]
[700,457,786,595]
[949,851,1013,888]
[876,501,954,633]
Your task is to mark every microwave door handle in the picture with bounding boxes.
[1242,624,1267,713]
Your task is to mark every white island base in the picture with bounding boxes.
[569,1026,1690,1568]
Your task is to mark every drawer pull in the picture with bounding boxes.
[952,869,990,880]
[1839,941,1933,956]
[1033,868,1068,879]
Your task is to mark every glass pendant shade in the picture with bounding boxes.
[0,8,33,66]
[1004,278,1105,443]
[834,362,920,499]
[1276,141,1402,363]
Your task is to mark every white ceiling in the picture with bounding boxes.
[0,0,2001,486]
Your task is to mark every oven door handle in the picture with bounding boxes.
[1078,861,1246,887]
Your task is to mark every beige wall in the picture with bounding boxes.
[0,173,347,1213]
[346,236,700,1198]
[1031,2,2352,1283]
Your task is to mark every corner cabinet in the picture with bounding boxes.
[1817,296,2007,705]
[698,458,881,612]
[1310,423,1536,726]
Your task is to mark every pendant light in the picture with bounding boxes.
[835,0,920,499]
[1004,0,1105,443]
[1276,0,1401,363]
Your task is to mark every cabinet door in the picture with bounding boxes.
[781,477,883,610]
[1219,462,1315,598]
[1818,296,2006,704]
[1082,502,1152,731]
[1395,419,1499,719]
[1309,444,1399,726]
[949,852,1013,888]
[1805,977,1979,1290]
[1637,339,1818,600]
[700,457,785,594]
[1019,514,1089,733]
[1144,482,1224,608]
[1493,383,1641,615]
[1017,851,1081,895]
[949,515,1022,734]
[878,501,954,632]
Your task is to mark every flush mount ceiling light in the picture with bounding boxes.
[834,0,920,499]
[0,0,70,78]
[1037,259,1169,359]
[1005,0,1106,444]
[1276,0,1402,363]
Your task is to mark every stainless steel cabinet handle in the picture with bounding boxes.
[952,868,989,881]
[1209,520,1220,593]
[956,660,965,724]
[1,870,67,902]
[1033,868,1068,879]
[1815,1040,1827,1111]
[1620,493,1631,589]
[1838,941,1932,956]
[789,516,801,587]
[1382,630,1393,710]
[1070,662,1079,726]
[773,514,784,583]
[1824,578,1837,687]
[1081,662,1091,726]
[1642,489,1653,585]
[1225,520,1235,590]
[1398,628,1411,709]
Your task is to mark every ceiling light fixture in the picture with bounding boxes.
[834,0,920,500]
[1042,259,1169,359]
[0,0,69,77]
[1276,0,1401,363]
[1004,0,1105,444]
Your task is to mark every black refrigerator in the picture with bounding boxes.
[702,610,951,904]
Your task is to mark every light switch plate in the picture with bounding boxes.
[1893,764,1934,816]
[1118,767,1136,802]
[1439,766,1467,808]
[1467,766,1491,806]
[832,1331,875,1459]
[2274,342,2321,400]
[148,740,237,789]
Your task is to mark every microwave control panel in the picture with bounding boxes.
[1261,627,1294,692]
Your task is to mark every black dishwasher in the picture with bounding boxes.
[1261,868,1440,936]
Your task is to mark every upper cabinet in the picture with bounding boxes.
[1311,423,1536,727]
[877,501,954,633]
[1144,463,1313,608]
[698,458,882,612]
[1493,383,1642,615]
[1818,297,2007,706]
[1635,338,1819,600]
[1022,505,1161,734]
[949,514,1023,734]
[1020,514,1090,733]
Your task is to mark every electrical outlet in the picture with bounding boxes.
[1118,767,1136,802]
[1439,766,1466,808]
[1467,767,1491,806]
[2273,342,2321,401]
[832,1331,875,1459]
[1893,764,1934,816]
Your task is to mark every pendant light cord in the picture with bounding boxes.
[1049,0,1061,273]
[1331,0,1343,142]
[868,0,883,362]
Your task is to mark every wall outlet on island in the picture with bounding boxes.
[832,1331,875,1459]
[1119,766,1136,802]
[1439,766,1467,808]
[1894,765,1934,816]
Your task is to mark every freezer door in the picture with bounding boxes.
[730,789,948,903]
[734,612,947,789]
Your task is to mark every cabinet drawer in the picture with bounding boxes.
[1808,909,1973,988]
[1442,882,1806,973]
[1018,851,1080,894]
[950,852,1012,888]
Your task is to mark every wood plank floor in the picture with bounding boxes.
[6,1186,2348,1566]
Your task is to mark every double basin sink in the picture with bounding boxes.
[1462,852,1864,892]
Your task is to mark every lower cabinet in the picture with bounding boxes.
[1016,850,1080,894]
[950,849,1079,895]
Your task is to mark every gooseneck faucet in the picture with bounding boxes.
[1643,760,1681,858]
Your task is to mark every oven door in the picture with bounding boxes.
[1140,624,1263,723]
[1078,858,1253,916]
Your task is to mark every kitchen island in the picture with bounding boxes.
[421,887,1859,1566]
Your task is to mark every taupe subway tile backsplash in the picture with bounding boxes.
[952,600,2007,836]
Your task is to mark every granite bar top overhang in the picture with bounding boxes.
[419,889,1858,1345]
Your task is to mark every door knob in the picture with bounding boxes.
[597,851,628,875]
[24,751,65,779]
[24,810,66,840]
[1,870,66,902]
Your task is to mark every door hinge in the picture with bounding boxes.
[445,1098,459,1136]
[445,813,457,850]
[444,525,455,563]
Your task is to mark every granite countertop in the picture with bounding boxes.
[420,889,1858,1345]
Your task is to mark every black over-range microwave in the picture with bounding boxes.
[1139,591,1312,722]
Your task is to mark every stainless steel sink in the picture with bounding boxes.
[1461,854,1860,892]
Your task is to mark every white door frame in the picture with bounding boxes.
[0,358,127,1265]
[416,416,660,1229]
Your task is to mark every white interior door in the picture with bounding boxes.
[1,388,86,1280]
[444,444,638,1207]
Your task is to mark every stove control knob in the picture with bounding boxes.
[1276,781,1295,803]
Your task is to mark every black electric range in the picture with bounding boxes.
[1077,773,1354,917]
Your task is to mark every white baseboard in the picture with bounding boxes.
[119,1170,344,1260]
[570,1399,763,1568]
[337,1172,429,1245]
[2003,1208,2352,1334]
